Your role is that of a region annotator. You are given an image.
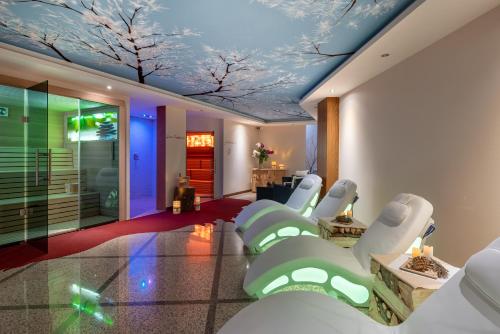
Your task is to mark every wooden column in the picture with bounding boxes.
[317,97,339,196]
[156,106,166,210]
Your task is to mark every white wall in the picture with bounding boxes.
[259,124,307,173]
[186,113,224,198]
[339,6,500,266]
[165,106,186,206]
[223,119,259,195]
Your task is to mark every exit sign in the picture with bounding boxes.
[0,107,8,117]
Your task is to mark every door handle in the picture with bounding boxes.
[48,149,52,185]
[35,149,39,186]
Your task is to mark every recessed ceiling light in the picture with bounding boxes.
[106,85,112,90]
[329,88,335,94]
[380,53,390,58]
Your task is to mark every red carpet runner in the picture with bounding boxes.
[0,198,249,271]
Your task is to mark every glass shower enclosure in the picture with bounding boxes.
[0,83,119,248]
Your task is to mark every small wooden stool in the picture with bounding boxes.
[317,217,367,248]
[369,253,458,325]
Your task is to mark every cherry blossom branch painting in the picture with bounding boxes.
[0,0,413,121]
[258,0,398,67]
[182,46,304,112]
[7,0,197,83]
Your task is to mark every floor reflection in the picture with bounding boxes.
[0,221,253,333]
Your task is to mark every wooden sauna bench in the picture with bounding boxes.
[0,147,100,243]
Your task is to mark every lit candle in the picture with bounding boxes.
[423,245,433,258]
[412,247,421,258]
[173,200,181,214]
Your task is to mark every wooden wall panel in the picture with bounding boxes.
[317,97,339,196]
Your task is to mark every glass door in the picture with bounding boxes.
[0,84,27,246]
[25,81,49,251]
[0,82,49,251]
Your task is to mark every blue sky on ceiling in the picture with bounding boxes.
[0,0,415,121]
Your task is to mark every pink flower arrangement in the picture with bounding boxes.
[252,142,274,165]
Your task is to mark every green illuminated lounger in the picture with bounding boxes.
[219,239,500,334]
[242,179,358,253]
[234,174,322,232]
[243,193,434,308]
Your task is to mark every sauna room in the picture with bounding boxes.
[186,132,215,199]
[0,83,120,247]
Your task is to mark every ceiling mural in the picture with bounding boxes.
[0,0,415,121]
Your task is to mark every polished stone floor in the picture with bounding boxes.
[0,221,255,334]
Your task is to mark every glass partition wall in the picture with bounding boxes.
[76,100,119,229]
[0,83,119,247]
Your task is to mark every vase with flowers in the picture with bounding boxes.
[252,142,274,169]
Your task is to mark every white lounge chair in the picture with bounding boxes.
[243,193,434,307]
[234,174,322,232]
[241,179,358,254]
[219,238,500,334]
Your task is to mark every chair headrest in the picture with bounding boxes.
[377,196,411,227]
[295,170,309,177]
[328,179,354,198]
[465,248,500,309]
[487,238,500,251]
[299,178,313,190]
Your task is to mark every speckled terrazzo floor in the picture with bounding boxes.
[0,221,255,334]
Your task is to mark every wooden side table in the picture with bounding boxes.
[369,253,459,325]
[317,217,367,248]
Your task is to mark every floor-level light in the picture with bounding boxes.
[194,196,201,211]
[173,200,181,214]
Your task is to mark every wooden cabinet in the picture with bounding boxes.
[251,168,287,192]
